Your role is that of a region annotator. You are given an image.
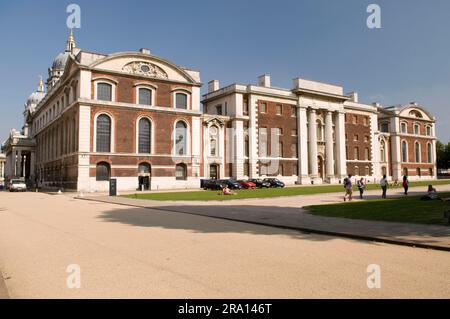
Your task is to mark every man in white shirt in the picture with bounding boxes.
[380,175,388,199]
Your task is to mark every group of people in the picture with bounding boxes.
[343,174,439,202]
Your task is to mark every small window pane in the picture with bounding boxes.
[97,83,112,101]
[176,93,187,109]
[139,88,152,105]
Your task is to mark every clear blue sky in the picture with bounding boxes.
[0,0,449,143]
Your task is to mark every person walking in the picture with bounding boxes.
[402,175,409,195]
[343,174,353,202]
[357,177,366,199]
[380,174,388,199]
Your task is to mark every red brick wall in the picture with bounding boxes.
[345,112,372,175]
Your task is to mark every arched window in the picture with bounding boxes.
[175,163,187,180]
[426,126,432,136]
[138,162,151,174]
[138,88,152,106]
[138,118,151,153]
[316,120,324,141]
[175,93,188,109]
[96,162,110,181]
[96,114,111,152]
[210,139,217,156]
[380,122,389,133]
[175,121,187,155]
[97,83,112,101]
[401,122,407,133]
[380,140,386,162]
[427,143,432,163]
[414,142,421,163]
[402,141,408,162]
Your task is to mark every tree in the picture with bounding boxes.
[436,141,450,169]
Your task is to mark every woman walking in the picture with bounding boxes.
[357,177,366,199]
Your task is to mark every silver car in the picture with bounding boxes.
[9,179,27,192]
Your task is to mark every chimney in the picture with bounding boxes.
[139,48,151,55]
[347,92,358,103]
[258,74,271,87]
[208,80,220,93]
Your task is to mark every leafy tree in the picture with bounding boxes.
[436,141,450,169]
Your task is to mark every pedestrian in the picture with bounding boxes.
[357,177,366,199]
[343,174,353,202]
[402,175,409,195]
[380,174,388,199]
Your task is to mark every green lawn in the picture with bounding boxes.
[306,192,450,226]
[123,180,450,202]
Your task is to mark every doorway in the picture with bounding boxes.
[138,163,151,190]
[317,156,324,180]
[210,164,219,179]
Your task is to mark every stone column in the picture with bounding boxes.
[335,110,347,180]
[297,104,310,184]
[308,109,318,179]
[232,119,244,179]
[248,95,258,178]
[325,111,335,181]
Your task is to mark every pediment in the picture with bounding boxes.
[203,117,225,127]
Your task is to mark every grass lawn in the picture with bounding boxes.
[306,192,450,226]
[123,180,450,202]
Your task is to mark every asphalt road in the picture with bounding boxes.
[0,192,449,298]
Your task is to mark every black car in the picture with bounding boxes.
[203,179,227,190]
[249,178,271,188]
[263,178,285,188]
[219,179,243,190]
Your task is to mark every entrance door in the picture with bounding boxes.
[210,164,219,179]
[138,163,151,190]
[317,156,324,180]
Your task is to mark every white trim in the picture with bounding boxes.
[93,112,115,153]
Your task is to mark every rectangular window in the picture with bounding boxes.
[352,115,357,124]
[291,106,296,117]
[354,147,359,160]
[354,134,359,142]
[291,143,298,158]
[244,139,249,157]
[243,101,249,114]
[260,103,267,113]
[215,105,222,115]
[259,128,267,157]
[276,104,282,115]
[97,83,112,101]
[244,162,249,176]
[175,93,188,109]
[291,129,297,136]
[363,117,369,126]
[138,88,152,105]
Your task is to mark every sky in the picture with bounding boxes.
[0,0,449,143]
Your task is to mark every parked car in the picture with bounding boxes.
[238,180,257,189]
[219,179,243,190]
[249,178,271,188]
[9,179,27,192]
[203,179,227,190]
[263,178,285,188]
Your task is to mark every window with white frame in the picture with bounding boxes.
[97,83,113,101]
[138,88,152,106]
[414,142,421,162]
[96,114,112,152]
[401,122,407,133]
[402,141,408,162]
[414,124,420,135]
[427,143,433,163]
[138,118,152,153]
[175,121,188,155]
[175,92,188,109]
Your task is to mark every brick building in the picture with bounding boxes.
[2,31,438,192]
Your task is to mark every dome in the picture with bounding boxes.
[26,91,45,106]
[52,51,70,70]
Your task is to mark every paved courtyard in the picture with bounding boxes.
[0,191,449,298]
